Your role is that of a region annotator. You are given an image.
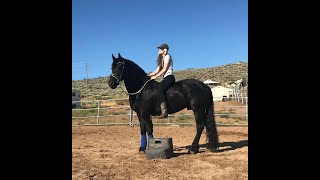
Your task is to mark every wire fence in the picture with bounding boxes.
[72,97,248,127]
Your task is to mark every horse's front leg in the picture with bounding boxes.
[137,112,153,154]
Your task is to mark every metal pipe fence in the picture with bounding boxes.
[72,97,248,127]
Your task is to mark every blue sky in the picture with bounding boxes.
[72,0,248,80]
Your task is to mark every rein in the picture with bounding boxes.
[119,79,152,95]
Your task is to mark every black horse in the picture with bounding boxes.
[108,53,219,154]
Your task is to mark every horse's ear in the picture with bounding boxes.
[112,54,116,61]
[118,53,122,59]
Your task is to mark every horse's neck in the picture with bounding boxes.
[124,76,149,94]
[123,60,149,94]
[125,75,150,111]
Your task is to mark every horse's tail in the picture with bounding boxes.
[205,102,219,150]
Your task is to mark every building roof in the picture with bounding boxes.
[203,79,220,84]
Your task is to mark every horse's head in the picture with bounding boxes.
[108,53,126,89]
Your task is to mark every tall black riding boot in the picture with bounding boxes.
[159,101,168,119]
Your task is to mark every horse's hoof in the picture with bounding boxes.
[206,148,216,153]
[188,147,199,154]
[138,147,145,154]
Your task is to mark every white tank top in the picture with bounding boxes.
[162,54,173,78]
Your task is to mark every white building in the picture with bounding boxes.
[211,86,233,101]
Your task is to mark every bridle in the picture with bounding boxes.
[110,61,152,95]
[110,61,125,85]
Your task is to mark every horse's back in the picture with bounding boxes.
[167,79,213,111]
[177,79,213,101]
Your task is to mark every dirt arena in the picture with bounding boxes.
[72,125,248,180]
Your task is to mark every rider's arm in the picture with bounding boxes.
[151,58,169,79]
[148,66,160,76]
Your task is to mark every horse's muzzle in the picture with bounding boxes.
[108,77,119,89]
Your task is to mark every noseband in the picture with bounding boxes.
[111,61,125,84]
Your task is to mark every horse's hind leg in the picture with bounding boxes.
[189,109,205,154]
[144,117,154,140]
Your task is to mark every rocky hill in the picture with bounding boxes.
[72,61,248,100]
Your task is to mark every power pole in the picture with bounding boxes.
[86,61,88,85]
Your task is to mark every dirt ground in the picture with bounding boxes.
[72,125,248,180]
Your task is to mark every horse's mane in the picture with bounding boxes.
[123,58,147,77]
